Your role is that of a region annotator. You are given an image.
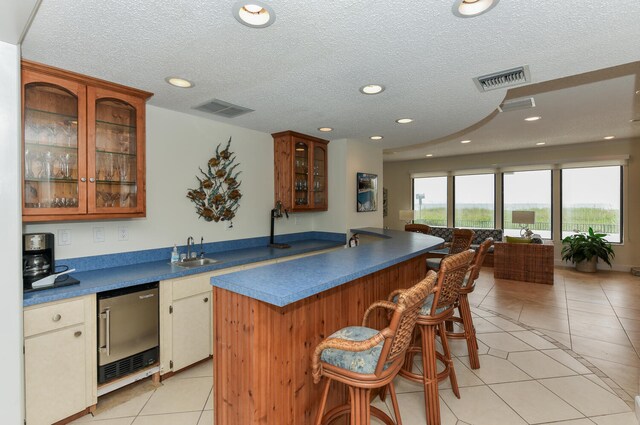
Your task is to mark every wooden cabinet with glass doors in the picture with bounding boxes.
[22,60,153,222]
[272,131,329,212]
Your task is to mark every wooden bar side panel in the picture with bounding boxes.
[213,254,427,424]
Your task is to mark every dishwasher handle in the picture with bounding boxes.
[99,308,111,357]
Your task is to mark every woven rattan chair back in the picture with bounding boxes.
[466,238,493,288]
[431,250,475,314]
[375,271,437,374]
[449,229,475,255]
[404,223,431,234]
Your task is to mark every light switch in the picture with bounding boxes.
[93,227,105,243]
[58,229,71,246]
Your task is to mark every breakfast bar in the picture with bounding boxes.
[211,228,443,425]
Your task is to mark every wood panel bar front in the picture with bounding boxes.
[213,254,427,424]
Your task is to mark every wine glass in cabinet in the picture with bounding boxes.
[22,72,87,217]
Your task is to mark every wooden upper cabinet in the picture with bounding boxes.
[272,130,329,212]
[21,60,152,222]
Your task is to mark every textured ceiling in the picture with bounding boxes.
[21,1,640,160]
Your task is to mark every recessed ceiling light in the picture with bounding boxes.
[536,142,546,146]
[452,0,499,18]
[630,118,640,123]
[318,127,333,132]
[524,116,541,121]
[370,136,383,140]
[636,90,640,95]
[396,118,413,124]
[426,154,433,157]
[460,140,471,144]
[359,84,385,95]
[233,1,275,28]
[604,136,615,140]
[165,77,194,88]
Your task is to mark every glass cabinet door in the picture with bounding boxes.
[293,140,310,207]
[23,81,86,215]
[312,145,327,208]
[89,90,144,214]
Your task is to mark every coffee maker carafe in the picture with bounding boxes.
[23,233,55,289]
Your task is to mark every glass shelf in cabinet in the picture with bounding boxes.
[24,177,77,183]
[25,107,78,121]
[25,141,78,150]
[96,180,137,186]
[96,120,137,130]
[95,149,137,157]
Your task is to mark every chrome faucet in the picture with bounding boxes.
[186,236,194,259]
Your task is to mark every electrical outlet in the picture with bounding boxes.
[93,227,105,243]
[58,229,71,246]
[117,226,129,241]
[294,215,301,225]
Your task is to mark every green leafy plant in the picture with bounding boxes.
[561,227,614,267]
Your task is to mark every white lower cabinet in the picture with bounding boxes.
[24,296,97,425]
[160,273,214,374]
[171,291,212,371]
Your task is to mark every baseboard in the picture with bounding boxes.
[554,260,634,273]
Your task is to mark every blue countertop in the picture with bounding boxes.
[211,228,444,307]
[23,239,343,307]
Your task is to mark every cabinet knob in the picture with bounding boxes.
[203,297,209,303]
[52,313,61,322]
[74,331,82,338]
[80,177,86,182]
[89,177,95,183]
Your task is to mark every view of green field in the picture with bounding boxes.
[414,206,620,235]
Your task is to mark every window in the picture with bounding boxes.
[454,174,494,229]
[503,170,552,239]
[413,176,447,226]
[562,166,622,243]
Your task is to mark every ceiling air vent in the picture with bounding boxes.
[473,66,531,92]
[498,97,536,113]
[193,99,254,118]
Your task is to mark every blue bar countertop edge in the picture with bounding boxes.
[23,239,344,307]
[211,228,444,307]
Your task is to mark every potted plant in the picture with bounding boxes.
[561,227,615,272]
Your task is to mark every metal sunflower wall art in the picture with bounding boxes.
[187,137,242,226]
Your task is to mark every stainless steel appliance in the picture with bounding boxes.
[23,233,55,289]
[98,282,159,384]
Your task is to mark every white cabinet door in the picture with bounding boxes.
[25,324,86,425]
[172,291,212,371]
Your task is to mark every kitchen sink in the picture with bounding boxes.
[172,258,218,268]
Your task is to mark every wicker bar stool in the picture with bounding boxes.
[445,238,493,370]
[312,271,437,425]
[405,223,431,234]
[392,250,475,425]
[426,229,474,272]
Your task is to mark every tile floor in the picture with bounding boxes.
[70,267,640,425]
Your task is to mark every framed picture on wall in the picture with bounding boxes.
[357,172,378,212]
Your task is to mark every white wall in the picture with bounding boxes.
[314,138,383,234]
[25,105,321,258]
[0,40,25,425]
[383,139,640,269]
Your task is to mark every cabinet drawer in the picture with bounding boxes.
[24,299,85,337]
[172,275,213,301]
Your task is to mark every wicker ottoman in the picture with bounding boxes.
[493,242,554,285]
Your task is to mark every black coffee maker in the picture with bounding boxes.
[23,233,55,290]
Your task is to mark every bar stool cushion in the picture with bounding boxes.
[461,276,470,287]
[320,326,387,374]
[426,258,442,270]
[420,293,448,315]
